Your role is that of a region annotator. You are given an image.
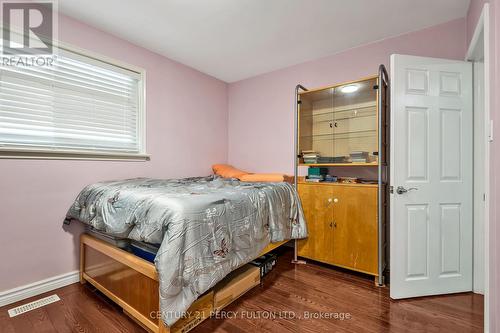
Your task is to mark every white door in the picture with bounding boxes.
[390,54,473,299]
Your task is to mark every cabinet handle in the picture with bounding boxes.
[327,198,338,206]
[333,221,337,228]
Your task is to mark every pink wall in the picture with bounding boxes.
[467,0,489,45]
[227,18,466,173]
[0,15,228,291]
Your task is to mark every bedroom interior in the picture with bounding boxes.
[0,1,498,333]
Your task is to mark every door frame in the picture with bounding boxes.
[465,3,490,332]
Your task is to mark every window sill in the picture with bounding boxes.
[0,149,150,161]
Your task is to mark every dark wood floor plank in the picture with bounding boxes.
[78,287,144,333]
[0,310,16,333]
[25,308,56,333]
[193,250,483,333]
[0,249,483,333]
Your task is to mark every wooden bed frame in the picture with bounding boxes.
[80,234,287,333]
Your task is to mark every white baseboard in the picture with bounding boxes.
[0,271,79,307]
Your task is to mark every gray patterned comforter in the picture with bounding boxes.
[65,176,307,325]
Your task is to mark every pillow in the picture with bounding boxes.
[239,173,285,182]
[212,164,249,179]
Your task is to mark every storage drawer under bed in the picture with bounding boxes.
[80,234,266,333]
[80,234,214,333]
[213,264,260,311]
[83,241,160,329]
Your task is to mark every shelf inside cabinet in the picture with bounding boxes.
[299,102,376,117]
[304,113,376,123]
[298,162,378,167]
[300,129,376,139]
[298,181,379,188]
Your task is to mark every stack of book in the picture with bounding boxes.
[350,151,369,163]
[305,167,327,182]
[318,156,347,163]
[302,150,319,164]
[305,176,323,182]
[324,175,338,182]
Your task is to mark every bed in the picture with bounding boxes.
[66,175,307,332]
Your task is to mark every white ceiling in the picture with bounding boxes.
[58,0,470,83]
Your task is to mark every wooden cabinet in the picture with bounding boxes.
[297,182,378,276]
[294,69,389,284]
[297,183,334,263]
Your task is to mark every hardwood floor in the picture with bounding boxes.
[0,249,483,333]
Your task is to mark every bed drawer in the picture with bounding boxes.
[170,291,213,333]
[83,242,160,329]
[81,234,214,333]
[81,235,275,332]
[213,265,260,311]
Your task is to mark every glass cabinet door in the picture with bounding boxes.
[298,77,378,165]
[299,90,334,161]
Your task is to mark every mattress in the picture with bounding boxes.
[85,226,130,249]
[85,225,159,262]
[65,175,307,325]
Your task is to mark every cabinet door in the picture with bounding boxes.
[331,186,378,274]
[311,108,335,158]
[297,184,334,263]
[333,106,378,157]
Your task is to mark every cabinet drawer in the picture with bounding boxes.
[213,265,260,311]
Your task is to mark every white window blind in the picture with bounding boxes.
[0,48,145,158]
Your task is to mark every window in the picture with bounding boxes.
[0,47,146,160]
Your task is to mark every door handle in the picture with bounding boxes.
[396,186,418,195]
